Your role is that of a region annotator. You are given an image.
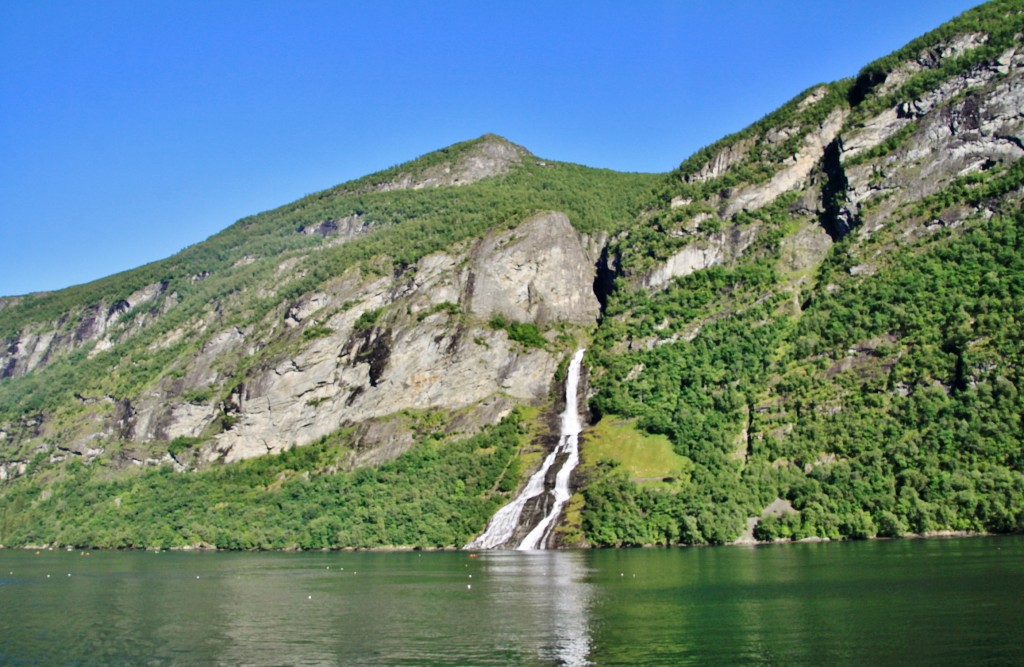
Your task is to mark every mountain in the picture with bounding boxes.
[2,0,1023,549]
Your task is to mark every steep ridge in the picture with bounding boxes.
[1,1,1023,550]
[0,135,533,378]
[584,0,1024,546]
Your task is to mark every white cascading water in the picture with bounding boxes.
[467,349,586,550]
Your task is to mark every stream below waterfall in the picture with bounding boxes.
[467,348,586,550]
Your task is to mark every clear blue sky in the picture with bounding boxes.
[0,1,983,297]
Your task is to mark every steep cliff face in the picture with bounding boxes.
[629,27,1023,297]
[14,212,599,469]
[1,281,170,379]
[202,211,598,464]
[464,213,603,325]
[844,42,1024,234]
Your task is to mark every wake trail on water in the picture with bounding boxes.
[467,349,586,550]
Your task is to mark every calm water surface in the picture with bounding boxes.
[1,537,1022,665]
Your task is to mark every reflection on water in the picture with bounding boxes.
[479,551,593,666]
[1,538,1023,665]
[215,549,594,666]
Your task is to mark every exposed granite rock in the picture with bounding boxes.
[878,32,991,95]
[191,210,598,464]
[643,224,761,290]
[1,282,167,378]
[723,108,848,217]
[841,107,909,162]
[0,460,28,481]
[464,212,602,325]
[686,137,755,184]
[299,214,367,238]
[846,47,1024,232]
[646,45,1023,297]
[777,218,834,274]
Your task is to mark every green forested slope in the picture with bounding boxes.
[585,174,1024,545]
[0,413,528,549]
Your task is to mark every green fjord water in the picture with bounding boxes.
[1,537,1022,666]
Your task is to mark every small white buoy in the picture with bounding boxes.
[468,574,472,578]
[308,595,312,600]
[68,573,71,577]
[46,574,50,578]
[196,575,200,579]
[467,584,472,589]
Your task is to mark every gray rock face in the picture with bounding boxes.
[643,225,760,290]
[376,135,529,192]
[845,44,1024,232]
[642,45,1024,293]
[687,137,755,184]
[130,327,250,443]
[777,220,834,274]
[298,214,370,244]
[639,104,849,291]
[878,32,991,96]
[723,108,848,217]
[1,206,601,471]
[464,212,602,325]
[191,210,599,464]
[1,282,167,378]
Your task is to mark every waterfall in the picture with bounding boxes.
[467,349,586,550]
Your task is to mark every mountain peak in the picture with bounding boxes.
[341,133,531,195]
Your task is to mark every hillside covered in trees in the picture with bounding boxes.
[1,0,1023,549]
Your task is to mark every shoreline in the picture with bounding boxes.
[727,528,992,548]
[0,529,1010,554]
